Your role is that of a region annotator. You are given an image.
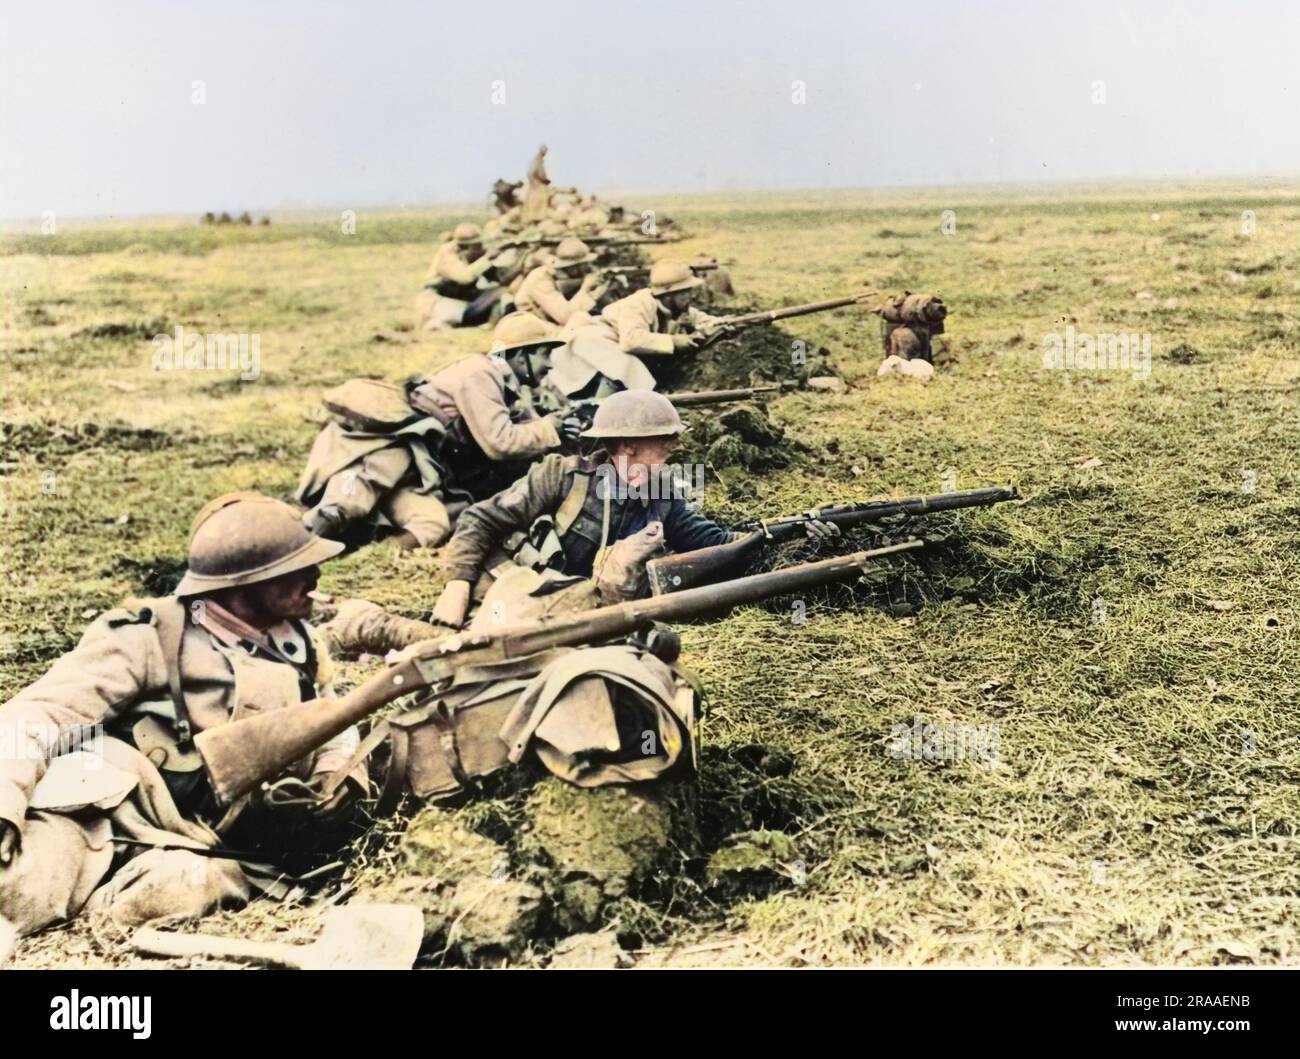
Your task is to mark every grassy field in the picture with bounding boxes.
[2,179,1298,967]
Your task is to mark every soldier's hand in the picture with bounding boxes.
[804,519,842,542]
[0,821,19,866]
[307,775,360,822]
[551,412,585,444]
[673,332,706,352]
[431,580,472,629]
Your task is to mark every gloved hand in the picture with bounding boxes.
[804,519,842,542]
[431,579,472,629]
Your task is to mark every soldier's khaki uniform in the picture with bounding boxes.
[298,355,561,547]
[442,452,734,588]
[420,240,495,329]
[521,147,552,224]
[550,288,721,395]
[0,597,363,936]
[514,263,601,326]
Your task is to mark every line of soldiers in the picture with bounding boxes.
[0,150,868,954]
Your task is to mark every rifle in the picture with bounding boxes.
[602,261,722,275]
[692,291,883,339]
[195,541,924,805]
[646,486,1017,595]
[565,382,799,430]
[492,234,675,252]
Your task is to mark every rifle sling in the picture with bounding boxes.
[154,599,195,751]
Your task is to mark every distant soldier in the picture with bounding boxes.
[417,222,513,330]
[428,391,837,627]
[297,313,582,550]
[520,144,552,224]
[549,260,732,397]
[514,237,609,325]
[0,493,366,939]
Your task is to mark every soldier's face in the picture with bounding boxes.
[612,437,678,489]
[663,289,693,314]
[249,566,320,623]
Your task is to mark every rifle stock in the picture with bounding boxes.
[196,541,924,805]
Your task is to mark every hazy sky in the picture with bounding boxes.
[2,0,1297,219]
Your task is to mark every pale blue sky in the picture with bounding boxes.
[2,0,1297,219]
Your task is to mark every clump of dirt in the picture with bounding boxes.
[518,779,695,936]
[23,305,58,327]
[680,402,808,472]
[108,556,189,597]
[75,318,168,341]
[706,830,802,900]
[1,421,176,464]
[1166,343,1203,364]
[357,807,543,966]
[654,307,835,391]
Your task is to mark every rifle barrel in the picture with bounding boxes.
[668,385,782,406]
[749,486,1018,541]
[719,294,868,329]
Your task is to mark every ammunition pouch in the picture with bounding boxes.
[379,643,698,804]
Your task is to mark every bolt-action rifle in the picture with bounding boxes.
[195,542,924,805]
[645,487,1018,595]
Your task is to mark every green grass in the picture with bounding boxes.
[3,181,1298,967]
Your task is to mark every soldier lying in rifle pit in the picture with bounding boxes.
[297,313,586,551]
[0,494,366,940]
[429,391,839,628]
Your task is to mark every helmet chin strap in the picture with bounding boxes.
[522,348,541,389]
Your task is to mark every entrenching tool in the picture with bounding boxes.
[129,903,424,970]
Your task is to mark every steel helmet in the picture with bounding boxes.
[580,390,685,439]
[175,492,343,597]
[489,312,564,355]
[649,260,703,296]
[552,237,597,269]
[453,222,483,246]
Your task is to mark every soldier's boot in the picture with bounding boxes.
[321,599,444,658]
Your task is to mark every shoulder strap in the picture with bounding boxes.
[554,468,592,536]
[153,598,195,751]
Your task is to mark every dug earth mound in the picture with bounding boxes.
[350,751,824,967]
[677,402,810,473]
[653,312,836,392]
